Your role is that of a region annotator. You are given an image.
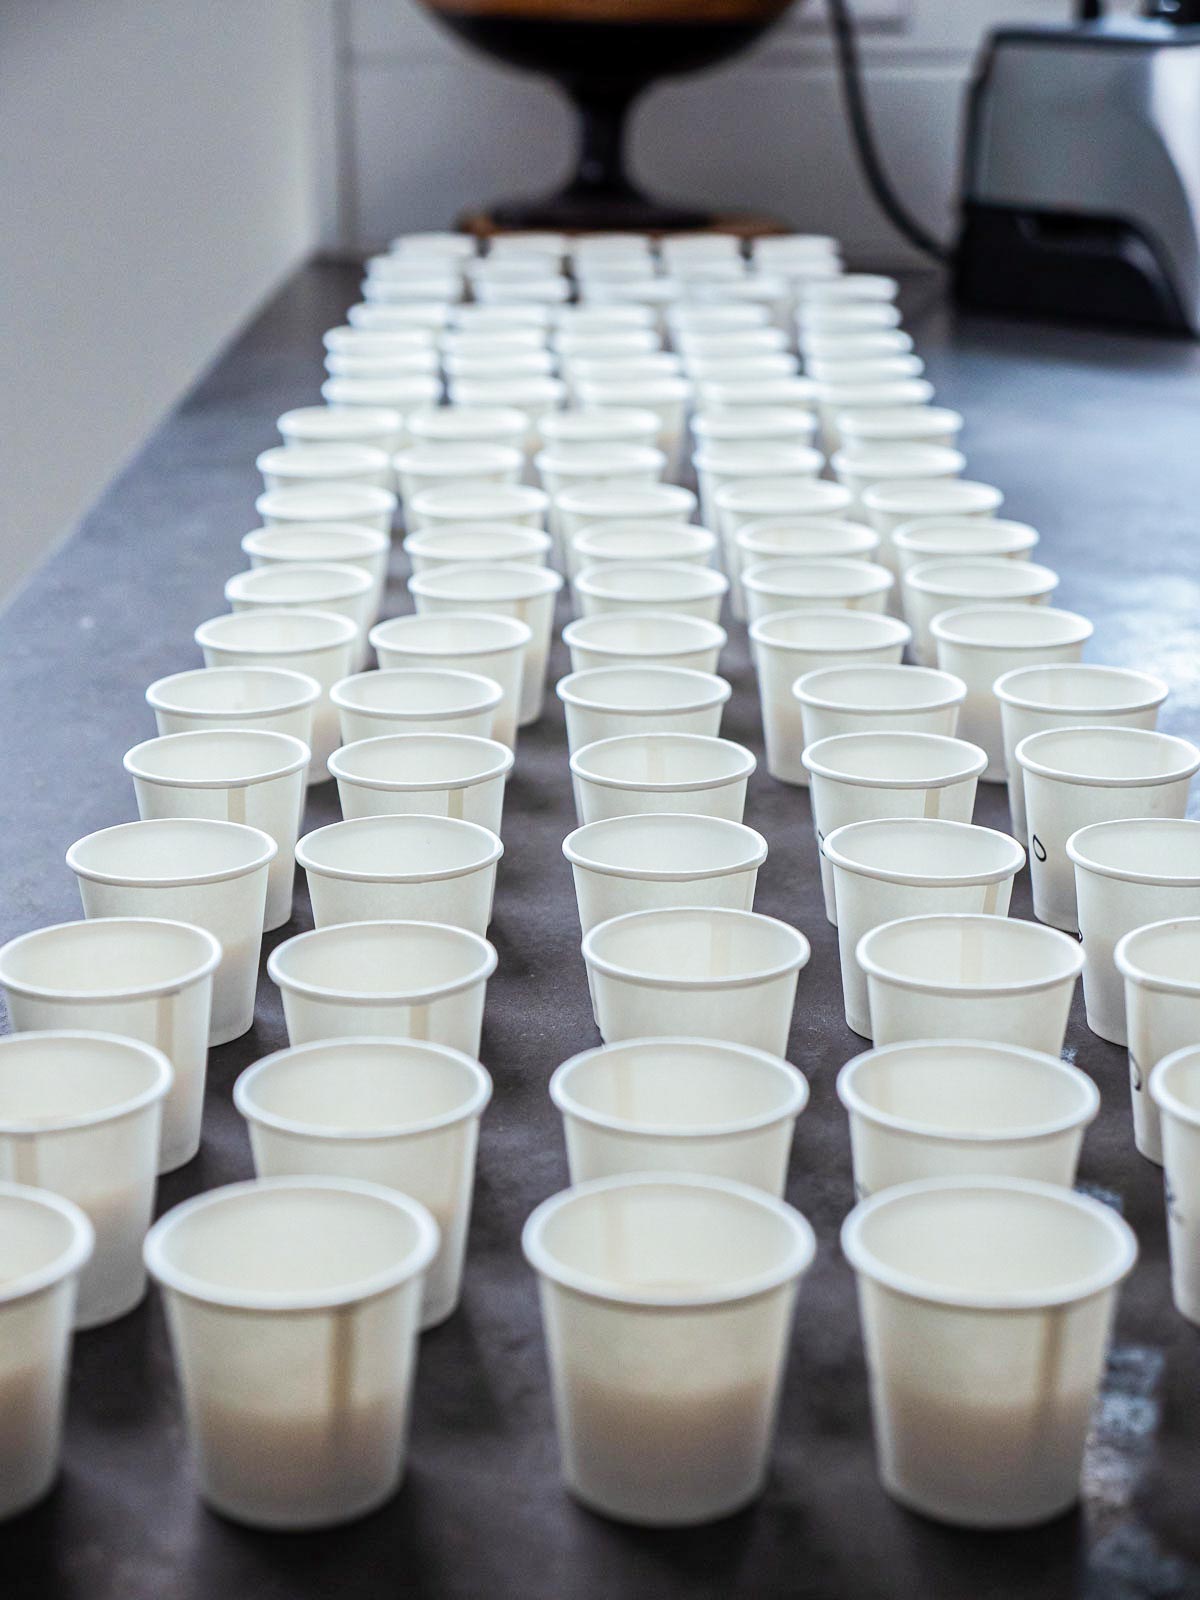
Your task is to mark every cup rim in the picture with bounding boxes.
[574,562,728,603]
[892,517,1038,558]
[256,444,391,482]
[296,814,503,884]
[801,731,987,789]
[0,917,222,1002]
[929,605,1093,651]
[146,666,322,719]
[521,1171,817,1310]
[749,607,911,654]
[142,1176,440,1312]
[234,1037,493,1141]
[1149,1043,1200,1125]
[1115,917,1200,996]
[255,485,397,519]
[855,914,1085,996]
[692,442,823,475]
[742,556,893,601]
[330,667,504,719]
[409,562,564,603]
[267,920,498,1004]
[226,562,374,607]
[67,818,278,887]
[841,1175,1138,1312]
[410,483,550,518]
[714,478,854,515]
[369,610,533,657]
[563,813,767,882]
[829,444,965,480]
[904,556,1059,599]
[836,1038,1098,1144]
[0,1183,95,1306]
[561,611,726,661]
[572,525,715,560]
[822,817,1026,887]
[393,442,524,476]
[0,1031,173,1133]
[533,442,666,475]
[553,482,696,516]
[404,524,552,560]
[548,1036,809,1140]
[277,407,404,443]
[569,732,755,792]
[557,666,732,716]
[327,732,514,792]
[123,728,311,789]
[242,522,390,560]
[837,405,963,440]
[792,663,965,714]
[994,662,1169,715]
[736,519,878,559]
[582,906,811,991]
[860,478,1003,514]
[195,608,358,656]
[1066,818,1200,884]
[1014,724,1200,788]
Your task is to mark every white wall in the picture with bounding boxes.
[325,0,1073,263]
[0,0,323,603]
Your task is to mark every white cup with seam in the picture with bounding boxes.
[369,611,530,748]
[226,562,375,671]
[743,557,893,624]
[331,667,501,744]
[328,733,513,834]
[241,523,389,620]
[569,733,755,825]
[1116,918,1200,1162]
[146,666,319,751]
[904,557,1060,668]
[557,666,731,755]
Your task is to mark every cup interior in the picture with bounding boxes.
[865,480,1001,516]
[527,1178,809,1304]
[895,518,1035,560]
[407,526,550,563]
[752,609,910,652]
[69,818,275,882]
[1018,726,1198,782]
[573,733,750,789]
[845,1182,1133,1305]
[1116,918,1200,989]
[331,733,508,787]
[565,612,722,658]
[717,479,853,519]
[127,729,307,784]
[579,563,723,602]
[0,1034,169,1127]
[412,564,560,603]
[1152,1047,1200,1120]
[805,732,979,786]
[246,524,386,561]
[932,606,1090,650]
[558,484,694,519]
[0,1189,91,1296]
[908,557,1056,599]
[566,814,763,877]
[745,558,889,598]
[333,668,500,717]
[796,664,962,711]
[574,525,712,563]
[738,518,878,560]
[839,1042,1095,1139]
[1068,819,1200,880]
[271,922,491,997]
[826,818,1021,881]
[996,663,1166,713]
[561,668,728,714]
[413,485,548,521]
[0,918,218,997]
[587,908,805,984]
[552,1040,804,1134]
[148,1182,432,1304]
[148,667,320,716]
[230,564,371,604]
[199,609,355,653]
[298,815,499,880]
[238,1040,489,1135]
[860,914,1081,990]
[371,613,529,655]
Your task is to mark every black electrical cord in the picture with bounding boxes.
[824,0,955,264]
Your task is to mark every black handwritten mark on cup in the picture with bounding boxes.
[1130,1055,1144,1093]
[1032,834,1047,862]
[1165,1176,1184,1228]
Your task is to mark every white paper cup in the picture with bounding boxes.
[255,484,398,537]
[669,303,769,337]
[331,666,501,743]
[0,919,218,1174]
[444,350,556,383]
[1150,1046,1200,1319]
[241,523,390,621]
[406,406,528,455]
[742,557,893,624]
[257,443,391,496]
[554,329,660,361]
[691,405,816,453]
[814,383,935,454]
[583,907,810,1055]
[1067,818,1200,1045]
[446,378,567,455]
[837,406,963,451]
[1017,727,1199,932]
[692,440,822,541]
[523,1172,815,1525]
[562,611,725,676]
[123,730,309,933]
[409,482,549,532]
[815,357,925,388]
[838,1038,1097,1202]
[574,561,728,623]
[557,666,731,755]
[0,1033,170,1328]
[571,520,717,577]
[226,564,374,669]
[823,817,1025,1036]
[350,302,454,332]
[682,331,790,363]
[569,732,755,826]
[535,444,666,548]
[144,1177,437,1528]
[563,813,766,935]
[860,478,1003,546]
[549,1038,807,1192]
[696,376,819,415]
[323,327,436,355]
[749,608,911,785]
[536,406,660,450]
[795,664,966,751]
[892,517,1038,579]
[831,442,963,502]
[0,1183,93,1517]
[296,815,502,934]
[997,664,1168,838]
[803,732,985,921]
[322,374,441,416]
[405,521,552,573]
[843,1175,1135,1527]
[931,606,1094,782]
[408,562,562,725]
[234,1039,490,1329]
[324,352,440,385]
[736,517,879,566]
[554,481,696,548]
[328,733,513,833]
[278,406,404,459]
[369,611,530,749]
[904,558,1060,667]
[714,476,853,618]
[269,920,496,1056]
[1116,918,1200,1162]
[67,819,275,1046]
[194,608,357,778]
[146,666,319,750]
[856,914,1083,1054]
[799,328,911,364]
[573,376,692,472]
[393,443,523,520]
[455,303,551,330]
